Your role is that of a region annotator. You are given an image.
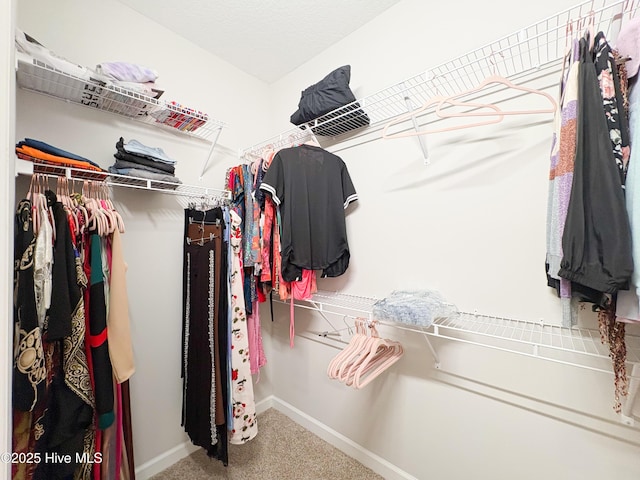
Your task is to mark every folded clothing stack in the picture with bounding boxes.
[96,61,163,100]
[16,138,105,174]
[372,290,458,327]
[108,137,181,187]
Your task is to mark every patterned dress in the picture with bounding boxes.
[593,32,630,186]
[229,211,258,444]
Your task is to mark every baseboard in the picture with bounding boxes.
[133,394,414,480]
[270,397,419,480]
[255,394,275,414]
[134,440,200,480]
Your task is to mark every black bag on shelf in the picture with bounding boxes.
[289,65,370,137]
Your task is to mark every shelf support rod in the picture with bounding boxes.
[621,362,640,426]
[308,301,342,339]
[403,94,430,165]
[422,332,440,369]
[199,127,223,180]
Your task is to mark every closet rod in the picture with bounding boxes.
[273,290,640,382]
[282,295,640,408]
[16,158,231,199]
[239,127,316,160]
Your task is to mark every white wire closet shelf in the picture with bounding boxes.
[276,290,640,380]
[16,157,230,199]
[15,52,226,142]
[242,0,638,158]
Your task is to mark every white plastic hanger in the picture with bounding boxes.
[301,129,321,147]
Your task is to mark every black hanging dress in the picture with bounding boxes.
[181,207,229,465]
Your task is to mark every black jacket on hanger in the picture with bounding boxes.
[559,38,633,297]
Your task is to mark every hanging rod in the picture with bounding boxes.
[241,0,638,159]
[240,127,317,160]
[16,157,231,199]
[273,290,640,380]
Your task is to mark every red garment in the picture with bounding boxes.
[285,270,317,347]
[260,197,275,285]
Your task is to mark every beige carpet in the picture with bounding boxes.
[149,408,384,480]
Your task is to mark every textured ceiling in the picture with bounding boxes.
[117,0,401,83]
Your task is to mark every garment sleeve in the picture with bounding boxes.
[341,162,358,209]
[259,153,284,205]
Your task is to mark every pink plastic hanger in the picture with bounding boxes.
[327,318,367,379]
[335,321,375,381]
[352,339,404,389]
[327,319,404,389]
[434,75,557,118]
[434,50,557,120]
[382,95,506,139]
[578,7,595,53]
[561,18,577,83]
[339,321,382,384]
[339,321,404,389]
[627,0,638,19]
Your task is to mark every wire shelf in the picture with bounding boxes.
[17,157,230,199]
[16,52,226,141]
[242,0,638,158]
[275,290,640,378]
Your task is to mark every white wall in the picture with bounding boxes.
[14,0,275,471]
[0,2,16,480]
[265,1,640,479]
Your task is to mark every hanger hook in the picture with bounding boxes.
[342,316,353,336]
[488,50,504,76]
[427,72,441,97]
[565,17,573,49]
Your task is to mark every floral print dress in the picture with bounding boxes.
[594,31,630,186]
[229,211,258,444]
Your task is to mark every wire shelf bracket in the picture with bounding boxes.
[402,89,430,164]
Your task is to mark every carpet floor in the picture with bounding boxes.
[149,408,384,480]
